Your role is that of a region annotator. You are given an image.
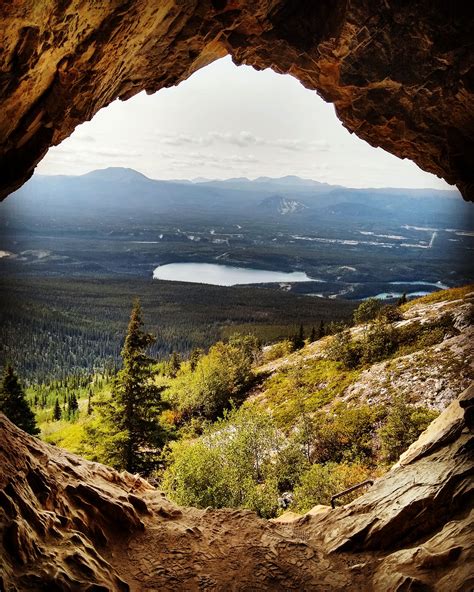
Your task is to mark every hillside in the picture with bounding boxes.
[28,287,473,517]
[1,288,473,590]
[253,286,473,427]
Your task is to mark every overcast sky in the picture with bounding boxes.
[37,56,453,190]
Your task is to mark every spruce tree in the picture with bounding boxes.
[67,393,79,419]
[318,319,325,339]
[168,351,182,378]
[53,398,62,421]
[87,389,92,415]
[0,365,39,435]
[189,348,203,372]
[292,324,305,350]
[309,327,316,343]
[91,300,165,473]
[397,292,407,306]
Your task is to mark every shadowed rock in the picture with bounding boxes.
[0,1,473,200]
[1,383,473,590]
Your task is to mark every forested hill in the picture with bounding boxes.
[0,276,355,383]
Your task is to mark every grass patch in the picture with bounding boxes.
[250,359,361,429]
[42,420,86,455]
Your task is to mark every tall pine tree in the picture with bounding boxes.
[89,300,165,473]
[0,365,39,435]
[53,398,62,421]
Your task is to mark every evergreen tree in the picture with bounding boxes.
[168,351,182,378]
[87,389,92,415]
[292,324,305,350]
[397,292,407,306]
[67,393,79,418]
[0,365,39,435]
[53,398,62,421]
[189,348,203,372]
[317,319,325,339]
[309,327,316,343]
[87,300,165,473]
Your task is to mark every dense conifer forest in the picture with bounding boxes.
[0,276,355,383]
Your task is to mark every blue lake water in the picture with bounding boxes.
[153,262,312,286]
[374,291,431,300]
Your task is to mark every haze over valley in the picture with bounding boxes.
[1,167,472,302]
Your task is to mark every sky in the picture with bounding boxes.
[37,56,453,190]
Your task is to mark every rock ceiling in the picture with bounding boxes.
[0,0,473,200]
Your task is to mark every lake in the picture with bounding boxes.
[153,262,312,286]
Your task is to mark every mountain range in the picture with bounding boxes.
[1,167,470,230]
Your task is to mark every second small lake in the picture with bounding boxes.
[153,262,312,286]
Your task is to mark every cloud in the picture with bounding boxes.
[153,130,329,153]
[273,138,330,152]
[51,144,142,159]
[73,134,96,143]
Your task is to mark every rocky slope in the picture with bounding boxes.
[0,1,473,200]
[1,381,472,591]
[257,290,473,413]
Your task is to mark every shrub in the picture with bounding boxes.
[353,298,382,325]
[377,304,402,323]
[309,403,383,465]
[360,320,397,365]
[325,330,362,369]
[378,396,439,464]
[164,339,255,419]
[161,406,282,517]
[293,462,373,512]
[262,340,294,363]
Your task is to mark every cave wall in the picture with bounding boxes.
[0,0,473,200]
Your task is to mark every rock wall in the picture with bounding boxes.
[0,1,473,200]
[1,384,473,591]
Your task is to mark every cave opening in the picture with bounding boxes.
[0,3,473,590]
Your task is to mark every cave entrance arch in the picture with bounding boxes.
[0,1,472,200]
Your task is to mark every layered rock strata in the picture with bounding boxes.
[1,383,472,591]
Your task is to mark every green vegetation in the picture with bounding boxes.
[19,289,455,518]
[254,360,361,428]
[400,284,474,309]
[353,298,382,324]
[0,276,355,383]
[84,300,166,473]
[164,334,258,421]
[0,365,39,434]
[293,462,374,512]
[326,301,459,369]
[162,406,281,518]
[379,397,438,463]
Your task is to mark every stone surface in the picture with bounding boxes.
[1,383,473,591]
[0,1,473,200]
[256,294,474,412]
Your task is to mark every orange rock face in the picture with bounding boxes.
[0,1,473,200]
[1,385,472,591]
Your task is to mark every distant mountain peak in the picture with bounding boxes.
[81,167,151,181]
[258,195,307,215]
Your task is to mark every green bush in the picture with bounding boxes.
[325,330,362,369]
[309,403,384,465]
[360,320,397,365]
[294,462,373,512]
[377,304,402,323]
[378,396,439,464]
[353,298,382,324]
[161,406,282,517]
[262,340,294,363]
[164,338,255,419]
